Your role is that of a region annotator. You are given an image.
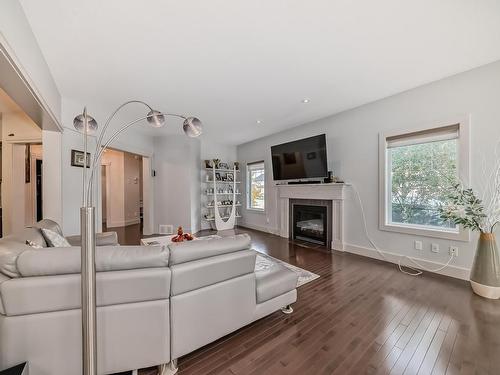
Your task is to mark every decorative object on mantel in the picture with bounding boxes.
[73,101,202,375]
[440,182,500,299]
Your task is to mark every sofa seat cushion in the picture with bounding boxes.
[0,268,171,316]
[16,245,169,277]
[255,260,298,304]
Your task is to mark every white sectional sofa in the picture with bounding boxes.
[0,220,298,375]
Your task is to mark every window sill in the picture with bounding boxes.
[379,222,470,242]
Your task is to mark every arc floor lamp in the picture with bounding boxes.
[73,101,202,375]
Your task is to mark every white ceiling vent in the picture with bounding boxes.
[159,224,173,235]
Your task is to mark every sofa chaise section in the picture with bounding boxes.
[167,234,298,362]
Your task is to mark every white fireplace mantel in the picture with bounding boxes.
[276,183,349,251]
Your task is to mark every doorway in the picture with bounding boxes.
[101,148,146,244]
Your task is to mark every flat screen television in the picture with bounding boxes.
[271,134,328,181]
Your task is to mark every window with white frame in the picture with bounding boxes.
[379,120,470,240]
[247,161,265,211]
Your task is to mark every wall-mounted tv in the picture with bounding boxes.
[271,134,328,181]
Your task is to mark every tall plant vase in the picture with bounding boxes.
[470,232,500,299]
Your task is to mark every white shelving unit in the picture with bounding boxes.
[201,162,242,229]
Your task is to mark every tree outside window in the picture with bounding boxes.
[389,139,457,229]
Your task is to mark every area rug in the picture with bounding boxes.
[255,252,320,288]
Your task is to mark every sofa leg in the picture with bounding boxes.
[158,359,178,375]
[131,371,138,375]
[281,304,294,314]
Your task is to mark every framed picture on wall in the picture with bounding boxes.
[71,149,91,168]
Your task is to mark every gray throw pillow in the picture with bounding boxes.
[41,228,71,247]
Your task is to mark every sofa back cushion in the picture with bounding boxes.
[168,234,251,266]
[16,245,169,277]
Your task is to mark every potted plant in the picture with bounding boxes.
[440,183,500,299]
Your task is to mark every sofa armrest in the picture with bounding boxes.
[66,231,119,246]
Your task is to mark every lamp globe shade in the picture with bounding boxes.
[147,110,166,128]
[73,113,98,135]
[183,117,203,137]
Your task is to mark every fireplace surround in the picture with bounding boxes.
[277,183,347,250]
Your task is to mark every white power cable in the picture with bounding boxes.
[351,184,454,277]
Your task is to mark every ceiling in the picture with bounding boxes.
[19,0,500,145]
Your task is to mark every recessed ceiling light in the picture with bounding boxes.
[301,98,310,103]
[256,120,262,124]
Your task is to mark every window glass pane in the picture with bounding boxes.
[389,138,457,229]
[248,165,265,210]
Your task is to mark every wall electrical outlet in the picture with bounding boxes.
[431,243,440,253]
[449,246,459,257]
[414,240,423,250]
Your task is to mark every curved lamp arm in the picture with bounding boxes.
[85,111,187,204]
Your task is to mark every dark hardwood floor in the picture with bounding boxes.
[125,227,500,375]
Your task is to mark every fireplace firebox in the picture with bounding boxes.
[292,204,328,246]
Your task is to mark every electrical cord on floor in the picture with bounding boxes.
[351,184,455,277]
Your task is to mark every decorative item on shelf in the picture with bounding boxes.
[440,180,500,299]
[215,172,221,181]
[171,226,194,242]
[204,159,213,169]
[227,173,234,182]
[234,161,240,170]
[212,159,220,169]
[219,162,229,170]
[73,101,202,375]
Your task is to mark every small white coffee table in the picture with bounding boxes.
[141,234,221,246]
[141,235,185,246]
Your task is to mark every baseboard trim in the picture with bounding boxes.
[344,243,470,281]
[238,222,280,236]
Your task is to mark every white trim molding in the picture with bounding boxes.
[344,243,470,280]
[378,115,471,242]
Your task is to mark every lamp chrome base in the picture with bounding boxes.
[281,305,294,314]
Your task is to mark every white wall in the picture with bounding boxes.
[237,60,500,273]
[42,130,62,224]
[154,135,201,233]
